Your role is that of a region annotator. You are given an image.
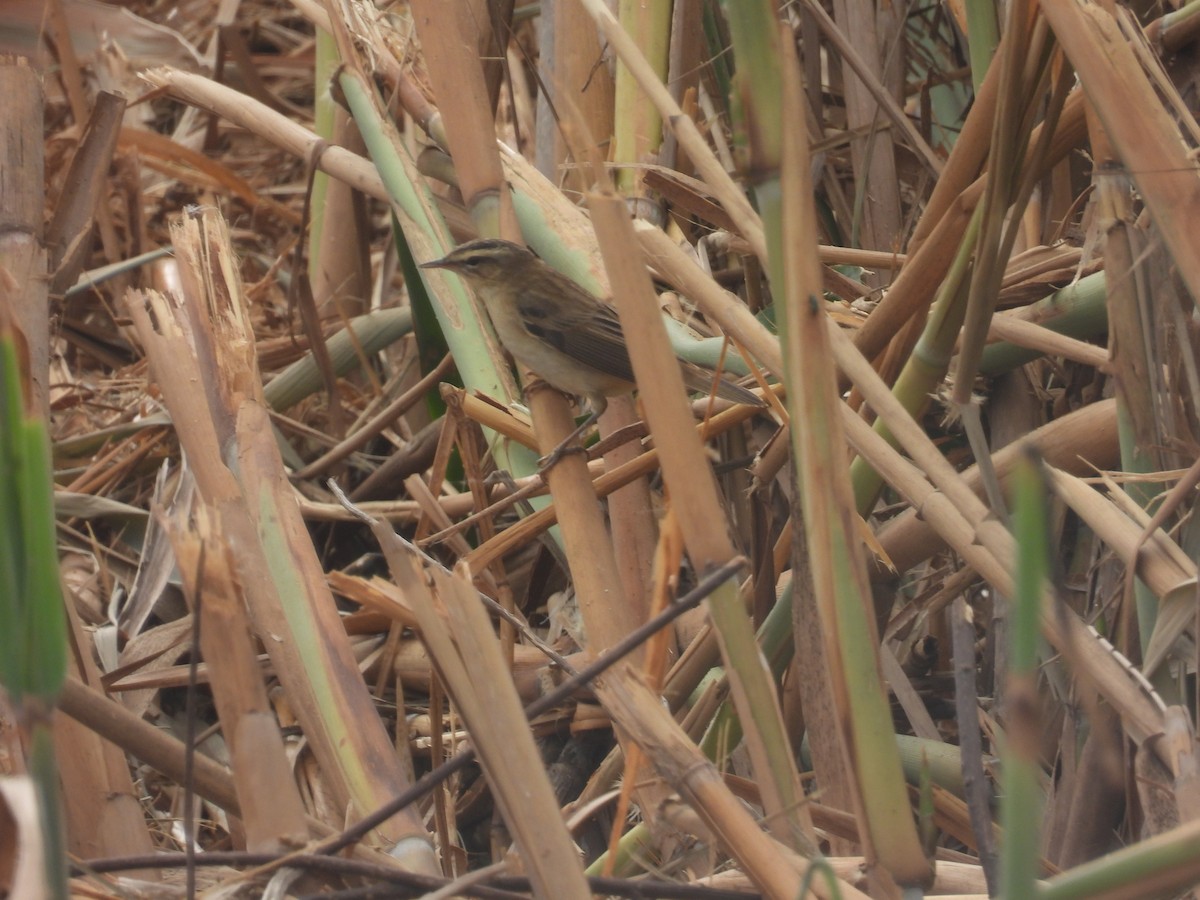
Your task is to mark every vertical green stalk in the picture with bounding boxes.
[0,324,68,898]
[613,0,672,195]
[308,27,338,277]
[849,203,983,515]
[769,3,932,883]
[1118,405,1162,656]
[1099,169,1165,671]
[964,0,1001,93]
[718,1,818,856]
[1001,449,1049,898]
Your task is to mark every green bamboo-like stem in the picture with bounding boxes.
[712,1,816,856]
[0,360,66,700]
[124,212,440,867]
[15,418,65,697]
[307,27,337,280]
[1038,814,1200,899]
[1118,404,1165,648]
[336,73,510,402]
[775,15,932,887]
[849,203,983,515]
[262,308,414,411]
[52,308,416,468]
[851,52,1068,517]
[704,580,972,798]
[1155,0,1200,48]
[613,0,671,197]
[978,270,1107,374]
[741,0,925,870]
[1000,450,1049,897]
[335,71,537,481]
[1097,167,1164,670]
[1,324,69,897]
[721,0,784,174]
[964,0,1001,93]
[583,819,658,879]
[29,722,68,899]
[696,588,794,752]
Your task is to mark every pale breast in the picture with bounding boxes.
[489,305,630,399]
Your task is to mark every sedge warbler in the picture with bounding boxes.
[421,238,762,463]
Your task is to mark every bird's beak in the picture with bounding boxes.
[419,258,449,270]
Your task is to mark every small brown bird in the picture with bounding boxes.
[421,239,762,463]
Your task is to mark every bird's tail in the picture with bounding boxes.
[681,363,766,408]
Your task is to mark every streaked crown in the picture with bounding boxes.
[420,239,536,280]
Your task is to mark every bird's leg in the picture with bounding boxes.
[537,408,600,470]
[536,396,606,472]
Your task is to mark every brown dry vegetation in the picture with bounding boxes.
[4,0,1200,897]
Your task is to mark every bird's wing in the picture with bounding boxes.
[517,293,638,385]
[518,287,763,407]
[680,362,764,406]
